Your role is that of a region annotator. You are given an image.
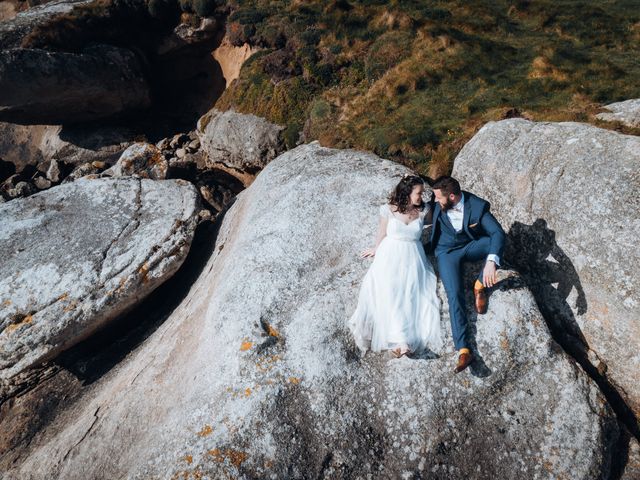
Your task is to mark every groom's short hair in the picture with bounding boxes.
[432,176,461,196]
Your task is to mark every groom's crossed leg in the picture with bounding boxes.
[437,237,492,351]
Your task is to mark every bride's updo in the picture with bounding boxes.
[388,174,428,213]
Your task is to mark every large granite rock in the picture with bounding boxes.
[0,177,199,380]
[0,0,91,49]
[596,99,640,128]
[452,118,640,416]
[5,142,622,479]
[196,107,286,185]
[0,121,132,175]
[0,45,151,124]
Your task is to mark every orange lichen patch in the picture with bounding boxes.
[240,341,253,351]
[207,448,248,468]
[197,425,213,437]
[244,387,252,397]
[184,454,193,464]
[2,299,11,306]
[264,459,274,468]
[57,293,68,301]
[256,354,281,372]
[5,313,33,333]
[288,377,301,385]
[111,276,128,296]
[62,300,78,312]
[264,322,279,338]
[138,262,150,284]
[500,337,509,351]
[171,468,203,480]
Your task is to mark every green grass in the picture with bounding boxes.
[22,0,640,173]
[218,0,640,174]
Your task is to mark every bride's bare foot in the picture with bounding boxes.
[391,347,411,358]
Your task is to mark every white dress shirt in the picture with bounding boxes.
[447,193,500,266]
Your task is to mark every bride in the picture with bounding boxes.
[348,174,442,358]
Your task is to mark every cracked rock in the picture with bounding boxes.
[4,142,621,479]
[453,118,640,416]
[103,143,168,180]
[0,177,199,380]
[196,107,286,186]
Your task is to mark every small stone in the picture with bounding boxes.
[63,163,98,183]
[197,209,212,221]
[170,133,189,149]
[176,148,187,159]
[33,176,52,190]
[199,185,223,211]
[11,181,35,198]
[156,138,170,150]
[46,159,61,183]
[188,139,200,150]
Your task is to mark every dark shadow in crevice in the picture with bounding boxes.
[505,218,639,478]
[55,199,235,384]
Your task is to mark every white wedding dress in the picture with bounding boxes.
[349,203,443,354]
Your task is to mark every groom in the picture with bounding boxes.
[426,176,505,374]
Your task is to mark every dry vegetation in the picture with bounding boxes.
[216,0,640,174]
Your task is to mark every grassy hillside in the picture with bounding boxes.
[215,0,640,175]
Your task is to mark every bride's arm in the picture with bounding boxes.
[361,216,388,258]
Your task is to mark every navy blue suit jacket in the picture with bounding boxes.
[426,191,505,258]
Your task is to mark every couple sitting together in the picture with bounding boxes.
[349,175,506,374]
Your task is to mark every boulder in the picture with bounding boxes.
[596,99,640,128]
[196,107,286,185]
[0,121,133,176]
[103,142,168,180]
[156,14,220,55]
[0,0,150,123]
[5,142,621,479]
[0,177,200,380]
[0,45,151,124]
[0,0,91,49]
[452,118,640,416]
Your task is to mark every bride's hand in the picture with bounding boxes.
[361,247,376,258]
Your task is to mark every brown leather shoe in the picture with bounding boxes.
[474,284,487,314]
[454,352,473,374]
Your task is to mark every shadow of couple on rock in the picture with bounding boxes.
[408,218,589,372]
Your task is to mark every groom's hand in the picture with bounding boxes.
[483,261,497,288]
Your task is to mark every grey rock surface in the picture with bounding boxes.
[5,142,620,479]
[0,45,151,124]
[0,177,199,379]
[452,118,640,416]
[196,107,286,185]
[104,142,169,180]
[622,437,640,480]
[596,99,640,128]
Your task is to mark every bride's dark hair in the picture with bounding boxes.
[388,174,429,213]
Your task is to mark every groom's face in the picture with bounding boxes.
[433,189,456,211]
